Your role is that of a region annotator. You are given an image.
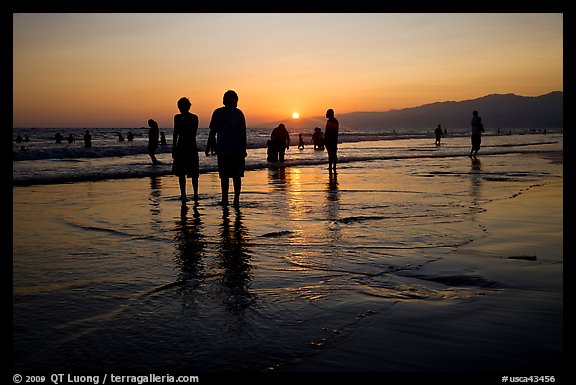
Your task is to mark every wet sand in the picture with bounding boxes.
[11,150,563,380]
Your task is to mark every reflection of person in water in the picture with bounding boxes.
[470,158,482,211]
[173,204,205,285]
[217,206,254,315]
[325,172,341,241]
[149,175,162,222]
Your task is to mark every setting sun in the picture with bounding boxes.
[292,112,300,119]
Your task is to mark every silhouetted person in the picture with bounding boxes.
[270,123,290,162]
[147,118,160,165]
[127,131,134,141]
[205,90,247,207]
[298,134,305,150]
[24,134,30,142]
[54,132,63,144]
[15,134,23,143]
[67,134,75,143]
[160,131,167,145]
[118,132,125,142]
[312,127,324,150]
[266,140,276,162]
[324,109,339,173]
[83,130,92,148]
[470,111,484,158]
[172,97,200,203]
[434,124,443,146]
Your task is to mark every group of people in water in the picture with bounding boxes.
[266,109,340,173]
[163,90,340,208]
[15,93,487,207]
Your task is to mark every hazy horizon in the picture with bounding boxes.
[13,13,563,128]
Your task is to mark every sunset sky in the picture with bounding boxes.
[12,13,563,128]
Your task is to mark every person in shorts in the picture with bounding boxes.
[172,97,200,203]
[205,90,247,207]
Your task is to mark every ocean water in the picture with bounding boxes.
[12,126,561,186]
[12,127,563,375]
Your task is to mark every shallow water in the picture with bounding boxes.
[12,139,563,374]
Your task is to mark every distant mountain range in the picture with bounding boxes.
[256,91,563,130]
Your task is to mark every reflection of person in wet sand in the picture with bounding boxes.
[174,204,205,283]
[149,175,162,221]
[172,97,200,203]
[325,172,341,241]
[470,158,482,210]
[218,206,253,315]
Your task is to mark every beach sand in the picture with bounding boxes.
[12,150,563,379]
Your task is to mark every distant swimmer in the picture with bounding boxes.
[84,130,92,148]
[312,127,324,150]
[434,124,443,146]
[298,134,305,150]
[67,134,75,143]
[54,132,63,144]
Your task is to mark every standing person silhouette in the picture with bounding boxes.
[434,124,443,146]
[147,119,160,165]
[172,97,200,203]
[324,109,339,174]
[470,110,485,158]
[205,90,247,208]
[83,130,92,148]
[270,123,290,162]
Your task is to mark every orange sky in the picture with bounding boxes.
[13,13,563,128]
